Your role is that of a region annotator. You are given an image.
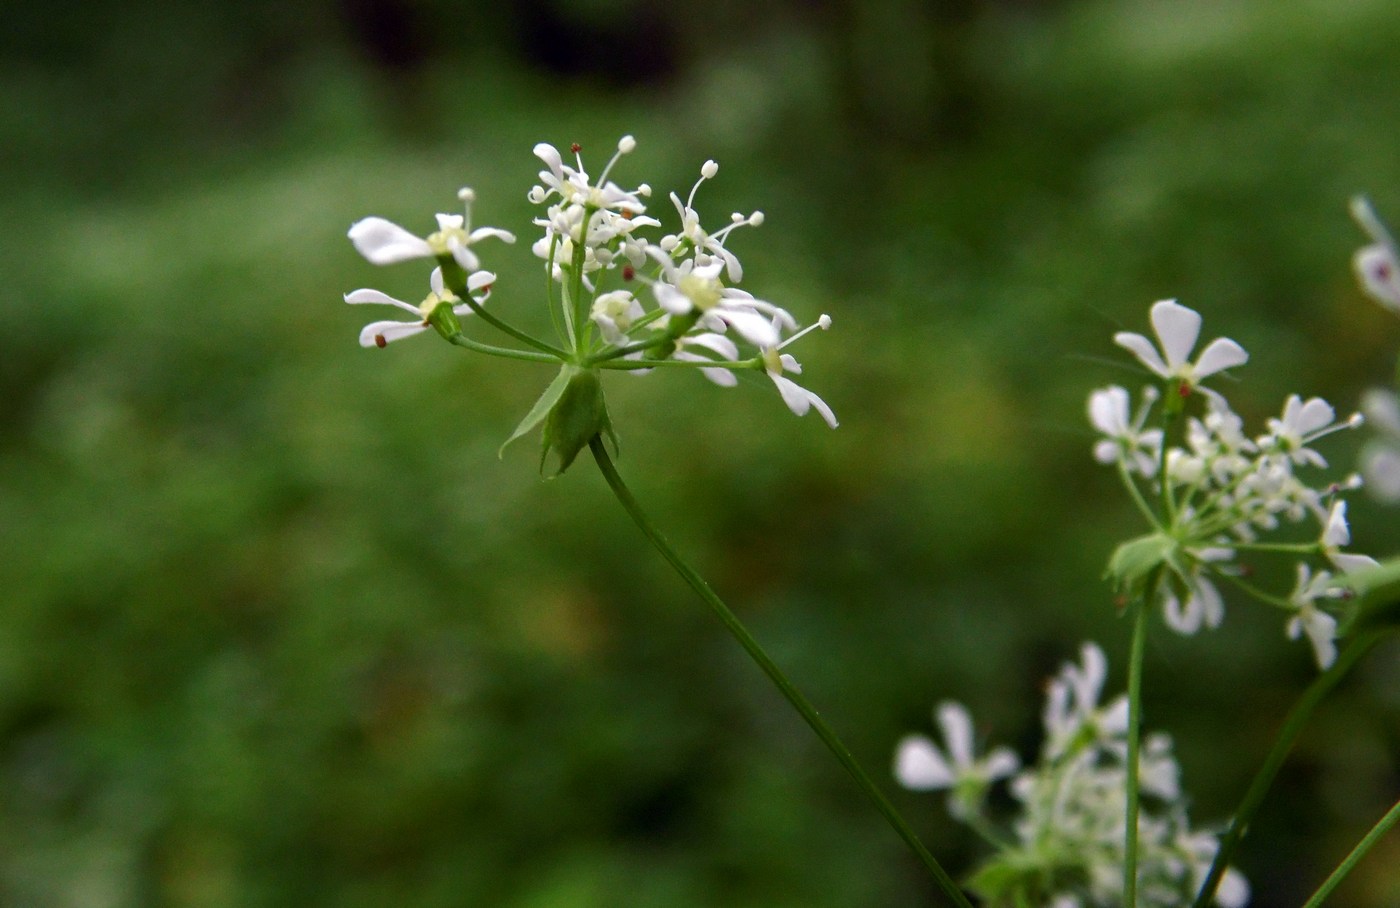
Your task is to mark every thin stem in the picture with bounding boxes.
[1189,631,1387,908]
[445,333,559,364]
[1123,592,1152,908]
[437,257,572,360]
[588,437,975,908]
[1116,460,1163,529]
[1301,796,1400,908]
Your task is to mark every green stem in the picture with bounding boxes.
[437,257,572,360]
[1301,796,1400,908]
[593,357,758,372]
[1124,592,1152,908]
[588,437,974,908]
[446,333,560,364]
[1190,631,1386,908]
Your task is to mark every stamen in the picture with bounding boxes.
[778,314,833,349]
[686,160,718,210]
[622,265,635,281]
[374,334,387,348]
[596,136,636,187]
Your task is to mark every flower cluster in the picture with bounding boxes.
[342,136,835,472]
[1350,196,1400,501]
[1091,300,1371,668]
[896,643,1249,908]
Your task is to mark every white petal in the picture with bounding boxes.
[1113,331,1170,377]
[449,238,480,272]
[1162,590,1200,634]
[467,270,496,293]
[348,217,432,264]
[718,308,780,347]
[1192,337,1249,379]
[894,735,954,790]
[1217,869,1250,908]
[1149,299,1202,371]
[983,747,1020,781]
[469,227,516,244]
[770,373,812,417]
[684,333,740,360]
[343,288,421,316]
[1088,386,1130,435]
[654,284,692,315]
[533,143,563,177]
[700,366,739,387]
[1331,552,1379,574]
[358,319,429,347]
[935,702,975,769]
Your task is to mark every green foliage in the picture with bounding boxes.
[4,1,1400,906]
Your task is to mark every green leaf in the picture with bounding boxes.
[540,367,612,476]
[499,364,575,459]
[1105,532,1177,598]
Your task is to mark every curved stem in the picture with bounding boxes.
[1124,593,1152,908]
[1190,631,1386,908]
[446,333,560,364]
[1301,796,1400,908]
[437,257,572,360]
[588,437,974,908]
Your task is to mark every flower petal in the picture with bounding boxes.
[894,735,954,790]
[1354,245,1400,312]
[348,217,432,265]
[1192,337,1249,379]
[1113,331,1169,378]
[357,319,429,348]
[1149,299,1202,371]
[344,289,421,316]
[935,702,975,769]
[717,308,780,348]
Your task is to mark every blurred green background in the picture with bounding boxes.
[3,0,1399,905]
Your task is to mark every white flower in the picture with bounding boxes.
[759,315,837,428]
[1114,300,1248,392]
[895,701,1019,819]
[1088,385,1163,476]
[343,267,493,348]
[1161,559,1228,635]
[1321,500,1379,574]
[647,252,795,347]
[348,188,515,271]
[1361,388,1400,503]
[1350,196,1400,313]
[1286,563,1340,669]
[527,138,649,214]
[1043,642,1130,759]
[1259,394,1361,469]
[659,159,762,283]
[590,290,644,345]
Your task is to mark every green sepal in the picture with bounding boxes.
[426,299,463,341]
[1337,556,1400,637]
[1105,532,1178,599]
[499,364,574,460]
[539,367,616,477]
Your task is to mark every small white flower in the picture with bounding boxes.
[590,290,645,345]
[895,701,1019,819]
[348,188,515,272]
[1361,388,1400,503]
[672,332,742,387]
[1114,300,1248,392]
[659,160,762,283]
[1088,385,1163,476]
[1161,564,1227,635]
[343,267,493,348]
[528,139,649,214]
[1350,196,1400,312]
[647,253,795,348]
[1043,642,1130,758]
[759,315,837,428]
[1286,563,1340,669]
[1259,394,1361,469]
[1321,500,1379,574]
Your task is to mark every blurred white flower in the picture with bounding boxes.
[895,701,1019,819]
[1350,195,1400,312]
[1114,299,1248,393]
[1286,563,1340,669]
[1088,385,1163,476]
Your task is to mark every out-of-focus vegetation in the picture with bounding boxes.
[3,1,1399,905]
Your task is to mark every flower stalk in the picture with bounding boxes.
[587,436,974,908]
